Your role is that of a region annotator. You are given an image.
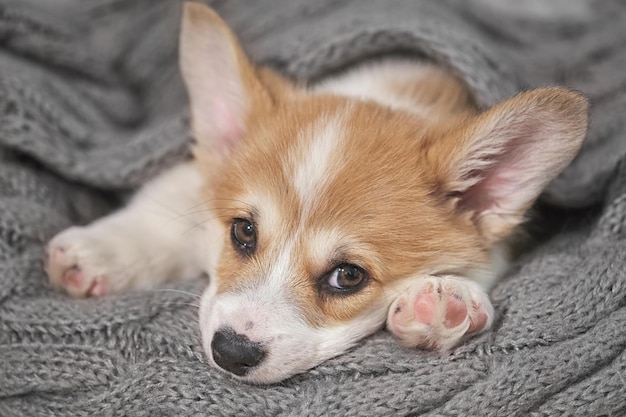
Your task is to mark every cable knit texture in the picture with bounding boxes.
[1,0,625,415]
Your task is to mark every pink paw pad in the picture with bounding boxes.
[413,292,438,326]
[411,289,486,334]
[442,295,468,329]
[387,277,494,350]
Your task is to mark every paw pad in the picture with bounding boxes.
[387,276,493,350]
[45,229,110,298]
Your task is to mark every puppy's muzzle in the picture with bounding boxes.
[211,327,266,376]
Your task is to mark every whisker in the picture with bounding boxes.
[185,198,254,211]
[162,206,241,227]
[162,301,201,309]
[181,198,252,212]
[141,194,186,217]
[208,198,254,209]
[180,214,233,236]
[473,208,522,221]
[150,288,202,299]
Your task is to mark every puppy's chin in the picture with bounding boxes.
[198,282,387,384]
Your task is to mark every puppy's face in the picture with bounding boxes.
[197,98,491,383]
[180,4,588,383]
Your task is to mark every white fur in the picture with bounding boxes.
[199,289,388,384]
[43,3,588,381]
[47,60,500,383]
[314,59,440,115]
[46,163,206,294]
[199,249,391,383]
[241,189,283,248]
[289,116,345,220]
[307,229,347,268]
[196,214,394,383]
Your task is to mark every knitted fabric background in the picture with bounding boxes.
[1,0,625,415]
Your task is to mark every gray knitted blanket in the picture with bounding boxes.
[1,0,625,415]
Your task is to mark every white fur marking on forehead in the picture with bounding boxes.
[290,115,345,218]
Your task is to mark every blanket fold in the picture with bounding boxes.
[1,0,625,416]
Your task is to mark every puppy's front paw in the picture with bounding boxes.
[45,227,118,298]
[387,276,493,351]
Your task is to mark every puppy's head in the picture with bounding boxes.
[179,3,588,383]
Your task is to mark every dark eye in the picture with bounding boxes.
[324,264,368,294]
[231,218,256,256]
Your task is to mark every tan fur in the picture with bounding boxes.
[194,65,494,326]
[384,65,478,117]
[189,12,587,327]
[424,88,588,243]
[44,3,589,383]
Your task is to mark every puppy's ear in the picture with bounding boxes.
[179,3,272,158]
[432,87,589,243]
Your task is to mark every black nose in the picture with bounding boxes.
[211,327,266,376]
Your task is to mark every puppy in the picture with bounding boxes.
[45,3,588,384]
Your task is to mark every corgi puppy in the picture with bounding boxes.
[45,3,588,384]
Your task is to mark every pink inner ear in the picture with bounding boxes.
[179,12,252,158]
[212,97,245,154]
[458,122,547,218]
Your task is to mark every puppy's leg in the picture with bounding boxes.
[46,163,205,298]
[386,276,494,350]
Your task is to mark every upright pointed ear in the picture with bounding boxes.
[179,3,271,157]
[432,87,589,243]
